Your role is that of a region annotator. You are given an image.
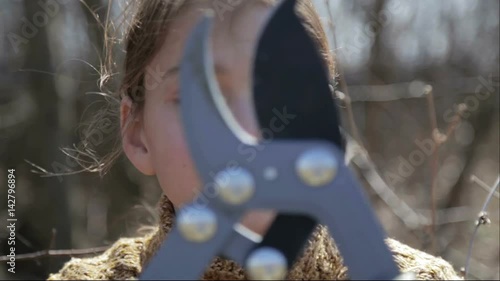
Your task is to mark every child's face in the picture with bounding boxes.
[121,2,275,233]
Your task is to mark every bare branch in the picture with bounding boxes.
[324,0,364,148]
[464,176,500,280]
[424,85,440,253]
[342,129,427,229]
[0,246,110,262]
[470,175,500,199]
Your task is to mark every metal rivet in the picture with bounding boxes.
[215,167,255,205]
[296,148,338,187]
[246,247,287,280]
[263,166,278,181]
[177,206,217,242]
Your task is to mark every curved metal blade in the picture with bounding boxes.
[179,14,257,183]
[250,0,342,270]
[253,0,343,147]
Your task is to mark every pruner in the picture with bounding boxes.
[141,0,413,280]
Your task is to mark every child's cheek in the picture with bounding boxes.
[153,106,203,207]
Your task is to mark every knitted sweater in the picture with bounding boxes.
[47,194,461,280]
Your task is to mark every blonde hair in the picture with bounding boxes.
[78,0,335,175]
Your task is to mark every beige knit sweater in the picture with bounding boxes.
[47,194,461,280]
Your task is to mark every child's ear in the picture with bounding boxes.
[120,96,155,175]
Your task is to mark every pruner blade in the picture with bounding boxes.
[251,0,343,269]
[253,0,343,147]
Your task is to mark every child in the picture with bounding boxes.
[48,0,461,279]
